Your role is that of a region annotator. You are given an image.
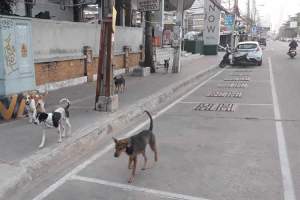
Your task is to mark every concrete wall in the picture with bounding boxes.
[31,21,144,88]
[32,20,144,62]
[32,19,101,62]
[114,26,143,54]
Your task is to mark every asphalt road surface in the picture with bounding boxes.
[11,41,300,200]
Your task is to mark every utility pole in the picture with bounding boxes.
[172,0,184,73]
[251,0,256,24]
[144,11,155,73]
[25,0,33,17]
[247,0,250,19]
[231,0,238,48]
[95,0,118,112]
[246,0,250,39]
[73,0,84,22]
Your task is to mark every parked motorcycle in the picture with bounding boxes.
[288,48,297,58]
[219,45,231,68]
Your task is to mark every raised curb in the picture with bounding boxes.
[1,64,219,200]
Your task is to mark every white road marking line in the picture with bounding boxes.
[224,68,269,71]
[71,175,211,200]
[268,57,296,200]
[32,68,225,200]
[179,101,273,106]
[209,80,270,83]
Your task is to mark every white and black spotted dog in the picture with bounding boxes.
[34,98,71,149]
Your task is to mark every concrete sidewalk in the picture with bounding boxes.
[0,55,221,199]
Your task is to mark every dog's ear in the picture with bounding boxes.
[112,137,118,143]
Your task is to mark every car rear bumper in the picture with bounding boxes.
[233,57,262,65]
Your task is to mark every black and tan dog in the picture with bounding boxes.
[113,111,158,183]
[164,58,170,73]
[113,75,125,93]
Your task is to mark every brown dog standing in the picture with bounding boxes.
[113,111,158,183]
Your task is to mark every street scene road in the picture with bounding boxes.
[1,0,300,200]
[7,41,297,200]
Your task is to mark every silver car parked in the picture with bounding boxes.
[232,41,263,66]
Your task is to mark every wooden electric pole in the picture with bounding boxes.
[231,0,238,48]
[172,0,184,73]
[73,0,84,22]
[144,11,155,73]
[25,0,33,17]
[95,0,118,112]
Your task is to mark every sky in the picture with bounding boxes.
[238,0,300,32]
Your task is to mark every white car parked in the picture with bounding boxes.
[232,41,263,66]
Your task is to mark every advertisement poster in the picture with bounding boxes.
[203,0,221,45]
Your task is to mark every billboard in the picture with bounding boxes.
[224,14,234,32]
[137,0,160,12]
[203,0,221,45]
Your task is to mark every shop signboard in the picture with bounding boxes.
[137,0,160,12]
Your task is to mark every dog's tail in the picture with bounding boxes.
[144,110,153,131]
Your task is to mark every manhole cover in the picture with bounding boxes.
[207,91,242,98]
[194,103,236,112]
[224,76,250,81]
[218,82,248,88]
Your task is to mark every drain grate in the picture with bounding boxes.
[224,76,250,81]
[218,82,248,88]
[194,103,236,112]
[207,91,242,98]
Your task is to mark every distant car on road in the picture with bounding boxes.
[232,41,263,66]
[258,38,267,46]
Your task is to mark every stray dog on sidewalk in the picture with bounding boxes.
[34,98,71,149]
[114,75,126,93]
[164,58,170,73]
[113,111,158,183]
[24,91,47,123]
